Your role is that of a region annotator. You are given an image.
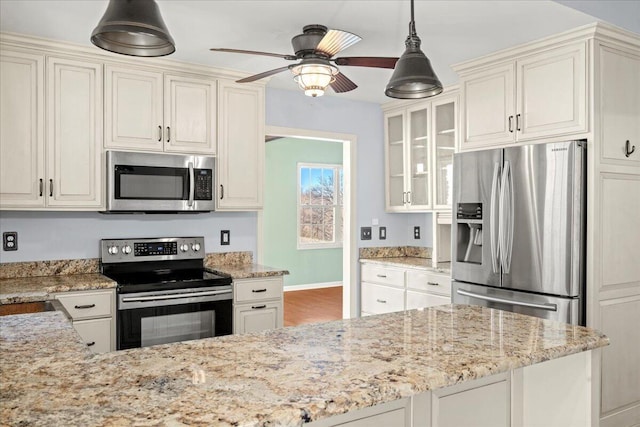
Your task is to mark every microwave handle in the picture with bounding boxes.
[188,162,195,207]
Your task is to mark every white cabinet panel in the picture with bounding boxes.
[406,290,450,310]
[73,318,112,354]
[361,263,405,288]
[361,282,405,314]
[406,270,451,296]
[0,49,44,207]
[600,45,640,164]
[46,57,102,207]
[56,290,113,320]
[105,65,164,151]
[234,301,282,334]
[234,277,283,303]
[164,74,216,154]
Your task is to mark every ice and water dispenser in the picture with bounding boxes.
[456,203,483,264]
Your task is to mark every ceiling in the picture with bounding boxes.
[1,1,638,105]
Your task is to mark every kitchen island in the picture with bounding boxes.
[0,304,607,426]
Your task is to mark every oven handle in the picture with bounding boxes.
[188,161,195,207]
[121,289,231,303]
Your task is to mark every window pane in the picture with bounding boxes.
[300,167,310,205]
[338,168,344,206]
[312,225,323,241]
[311,207,323,224]
[300,224,312,241]
[300,207,312,224]
[322,168,334,205]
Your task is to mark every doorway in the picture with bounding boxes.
[257,126,357,319]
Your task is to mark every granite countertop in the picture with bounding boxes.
[206,263,290,279]
[360,256,451,274]
[1,304,608,427]
[0,274,116,305]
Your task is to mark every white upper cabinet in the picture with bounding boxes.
[217,79,264,210]
[105,66,217,155]
[0,49,45,207]
[0,49,103,210]
[459,41,587,150]
[599,44,640,164]
[384,91,458,212]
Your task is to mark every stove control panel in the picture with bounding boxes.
[100,237,205,263]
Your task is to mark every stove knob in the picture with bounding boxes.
[191,243,201,252]
[108,245,119,255]
[122,245,132,255]
[180,243,189,252]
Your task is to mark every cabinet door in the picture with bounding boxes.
[0,49,45,208]
[46,57,103,208]
[407,104,431,209]
[516,42,587,141]
[599,45,640,164]
[234,301,282,334]
[432,96,457,209]
[461,63,515,150]
[217,80,264,210]
[73,318,112,354]
[406,290,450,310]
[164,74,216,155]
[105,65,163,151]
[385,109,407,211]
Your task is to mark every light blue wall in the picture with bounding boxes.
[264,137,343,287]
[265,87,432,249]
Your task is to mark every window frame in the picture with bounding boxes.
[296,162,344,250]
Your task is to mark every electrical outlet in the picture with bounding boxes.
[3,232,18,251]
[221,230,230,246]
[360,227,372,240]
[414,226,421,239]
[379,227,387,240]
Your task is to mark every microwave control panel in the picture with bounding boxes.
[194,169,213,200]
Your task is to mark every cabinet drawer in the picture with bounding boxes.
[73,318,112,354]
[406,270,451,296]
[234,278,283,303]
[361,264,405,288]
[361,282,405,315]
[406,290,450,310]
[56,290,114,320]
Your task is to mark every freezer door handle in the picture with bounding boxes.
[456,289,558,311]
[490,162,501,274]
[499,160,514,273]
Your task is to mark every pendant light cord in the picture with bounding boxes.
[409,0,417,37]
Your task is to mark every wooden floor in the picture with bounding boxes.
[284,286,343,327]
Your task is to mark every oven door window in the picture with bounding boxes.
[118,300,232,350]
[115,165,188,200]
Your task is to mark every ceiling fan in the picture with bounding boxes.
[210,24,399,97]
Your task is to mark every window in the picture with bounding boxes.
[298,163,343,249]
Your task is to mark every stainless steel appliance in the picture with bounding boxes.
[451,140,586,325]
[100,237,232,350]
[105,150,215,213]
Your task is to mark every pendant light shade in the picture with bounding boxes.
[91,0,175,57]
[385,0,442,99]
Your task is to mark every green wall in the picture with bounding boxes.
[264,137,343,287]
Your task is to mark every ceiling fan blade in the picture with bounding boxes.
[330,72,358,93]
[334,57,399,69]
[210,48,297,60]
[236,66,292,83]
[315,29,361,57]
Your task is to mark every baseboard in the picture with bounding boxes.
[283,281,342,292]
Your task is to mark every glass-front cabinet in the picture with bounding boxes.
[384,91,458,212]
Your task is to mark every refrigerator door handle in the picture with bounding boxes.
[490,162,501,273]
[456,289,558,312]
[499,160,514,273]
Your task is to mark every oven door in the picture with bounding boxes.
[117,287,232,350]
[105,150,215,212]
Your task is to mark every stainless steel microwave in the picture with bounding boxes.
[104,151,215,213]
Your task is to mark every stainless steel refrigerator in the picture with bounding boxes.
[451,140,586,325]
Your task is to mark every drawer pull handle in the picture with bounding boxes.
[39,179,43,197]
[74,304,96,309]
[376,299,387,304]
[86,341,96,347]
[625,140,636,157]
[427,282,440,286]
[252,289,267,293]
[252,305,267,310]
[376,274,387,278]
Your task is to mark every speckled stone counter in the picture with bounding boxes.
[360,256,451,274]
[1,304,608,427]
[206,263,289,279]
[0,274,116,304]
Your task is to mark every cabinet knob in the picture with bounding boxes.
[508,116,514,133]
[516,114,522,131]
[220,184,224,200]
[625,140,636,157]
[166,126,171,143]
[158,125,162,142]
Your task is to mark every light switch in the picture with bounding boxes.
[379,227,386,240]
[221,230,230,245]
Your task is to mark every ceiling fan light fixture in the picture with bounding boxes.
[386,0,442,99]
[91,0,175,57]
[291,61,339,97]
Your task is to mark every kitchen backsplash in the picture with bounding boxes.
[359,246,432,259]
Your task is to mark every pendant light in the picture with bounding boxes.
[91,0,175,57]
[385,0,442,99]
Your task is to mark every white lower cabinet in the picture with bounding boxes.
[360,262,451,316]
[54,288,115,353]
[233,277,283,334]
